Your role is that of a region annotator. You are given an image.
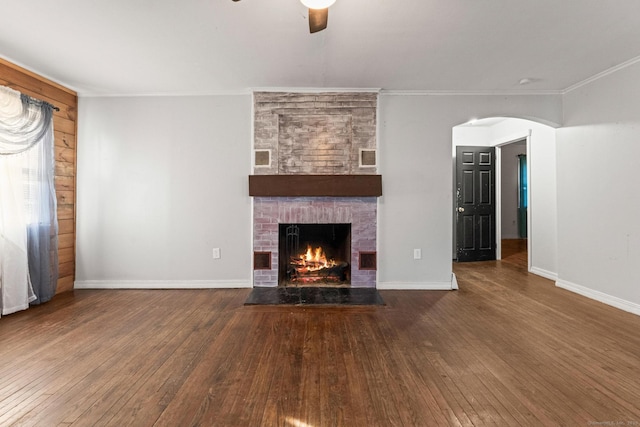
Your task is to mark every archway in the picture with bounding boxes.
[452,117,558,279]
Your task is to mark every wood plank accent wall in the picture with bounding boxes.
[0,58,78,294]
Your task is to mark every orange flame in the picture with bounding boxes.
[299,245,335,271]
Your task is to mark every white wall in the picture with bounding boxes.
[556,61,640,314]
[76,92,562,289]
[74,75,640,312]
[452,126,492,147]
[500,141,526,239]
[76,95,252,288]
[377,94,561,289]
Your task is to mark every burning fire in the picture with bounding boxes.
[296,245,336,273]
[287,244,348,284]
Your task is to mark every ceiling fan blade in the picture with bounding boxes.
[308,8,328,33]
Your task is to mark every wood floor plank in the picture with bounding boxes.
[66,292,219,425]
[105,304,230,425]
[7,292,171,426]
[455,264,640,421]
[1,251,640,426]
[436,284,595,425]
[0,292,151,401]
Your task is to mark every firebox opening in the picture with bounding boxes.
[278,223,351,287]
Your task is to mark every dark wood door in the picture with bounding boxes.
[456,146,496,262]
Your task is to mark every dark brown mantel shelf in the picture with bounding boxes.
[249,175,382,197]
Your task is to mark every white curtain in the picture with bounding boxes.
[0,86,58,316]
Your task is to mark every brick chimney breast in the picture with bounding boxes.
[253,92,377,176]
[251,92,379,288]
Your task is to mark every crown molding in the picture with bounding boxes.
[380,89,563,96]
[562,54,640,94]
[80,87,383,97]
[78,89,252,98]
[81,88,566,98]
[251,87,381,94]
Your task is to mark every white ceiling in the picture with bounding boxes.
[1,0,640,96]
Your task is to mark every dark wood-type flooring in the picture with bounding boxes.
[1,248,640,426]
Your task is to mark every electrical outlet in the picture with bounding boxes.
[212,248,221,259]
[413,249,422,260]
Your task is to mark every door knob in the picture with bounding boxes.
[458,207,465,212]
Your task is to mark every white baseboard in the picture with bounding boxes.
[74,280,252,290]
[451,273,459,290]
[556,279,640,316]
[529,267,558,281]
[377,281,452,290]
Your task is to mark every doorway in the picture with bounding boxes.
[452,117,558,280]
[497,139,528,264]
[452,120,532,269]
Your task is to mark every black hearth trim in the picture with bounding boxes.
[244,287,385,306]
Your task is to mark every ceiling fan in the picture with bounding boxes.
[232,0,336,33]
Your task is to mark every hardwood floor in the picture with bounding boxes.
[501,238,528,264]
[1,260,640,426]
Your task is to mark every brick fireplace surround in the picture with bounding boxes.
[253,197,377,287]
[251,92,379,288]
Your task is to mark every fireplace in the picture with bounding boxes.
[251,92,380,288]
[279,223,351,287]
[252,197,377,288]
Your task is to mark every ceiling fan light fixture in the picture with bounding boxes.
[300,0,336,9]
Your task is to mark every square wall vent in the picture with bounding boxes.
[254,251,272,270]
[254,149,271,168]
[359,251,377,270]
[359,149,377,168]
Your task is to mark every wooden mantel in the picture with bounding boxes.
[249,175,382,197]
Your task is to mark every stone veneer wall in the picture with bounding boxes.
[253,197,377,288]
[253,92,377,175]
[252,92,379,287]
